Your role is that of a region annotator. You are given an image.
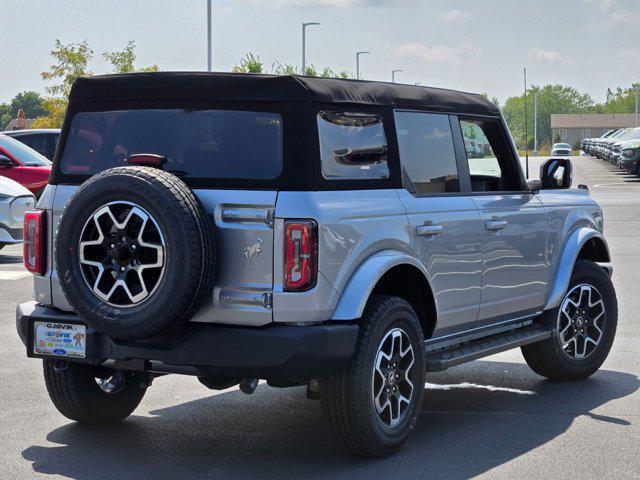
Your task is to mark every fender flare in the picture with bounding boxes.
[544,227,611,310]
[331,250,433,320]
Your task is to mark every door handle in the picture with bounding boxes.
[416,225,444,237]
[486,220,508,231]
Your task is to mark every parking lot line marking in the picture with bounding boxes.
[0,271,31,281]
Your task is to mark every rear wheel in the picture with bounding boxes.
[43,359,147,423]
[322,295,425,457]
[522,259,617,381]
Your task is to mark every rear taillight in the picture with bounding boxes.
[284,220,317,292]
[23,210,46,275]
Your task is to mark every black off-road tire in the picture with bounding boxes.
[43,359,147,423]
[56,166,215,340]
[321,295,426,458]
[522,259,617,381]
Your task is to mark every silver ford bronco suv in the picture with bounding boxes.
[16,73,616,457]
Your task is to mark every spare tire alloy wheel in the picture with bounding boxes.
[557,283,605,360]
[56,167,215,340]
[79,201,165,307]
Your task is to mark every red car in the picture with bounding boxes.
[0,133,51,198]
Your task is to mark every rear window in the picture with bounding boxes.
[60,109,283,179]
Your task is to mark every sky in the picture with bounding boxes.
[1,0,639,105]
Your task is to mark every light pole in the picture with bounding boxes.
[534,92,539,154]
[356,51,370,80]
[635,86,639,127]
[302,22,320,74]
[392,69,403,83]
[207,0,212,71]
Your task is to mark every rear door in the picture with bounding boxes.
[394,111,483,335]
[191,190,276,326]
[457,117,548,325]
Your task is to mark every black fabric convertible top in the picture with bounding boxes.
[70,72,499,115]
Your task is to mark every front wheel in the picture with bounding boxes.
[321,295,426,457]
[43,359,148,423]
[522,259,617,381]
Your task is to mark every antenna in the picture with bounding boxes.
[524,67,529,179]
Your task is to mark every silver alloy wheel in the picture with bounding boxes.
[372,327,415,427]
[557,283,606,359]
[79,201,165,307]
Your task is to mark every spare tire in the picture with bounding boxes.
[56,166,215,340]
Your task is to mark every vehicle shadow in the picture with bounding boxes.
[22,361,639,480]
[0,253,23,264]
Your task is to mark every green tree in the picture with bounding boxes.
[232,53,264,73]
[10,91,46,118]
[0,103,11,129]
[599,83,640,113]
[34,40,93,128]
[41,39,93,98]
[103,41,159,74]
[502,84,594,149]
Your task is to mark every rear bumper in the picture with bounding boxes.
[16,301,359,380]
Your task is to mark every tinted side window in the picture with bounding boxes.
[19,134,49,157]
[317,111,389,180]
[395,111,459,194]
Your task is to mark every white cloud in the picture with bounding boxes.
[390,42,482,64]
[437,9,471,23]
[583,0,640,27]
[248,0,404,7]
[527,48,564,64]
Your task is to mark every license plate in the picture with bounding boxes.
[33,321,86,358]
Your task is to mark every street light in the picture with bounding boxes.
[392,69,403,83]
[207,0,213,71]
[356,51,370,80]
[634,86,639,127]
[302,22,320,74]
[534,92,539,154]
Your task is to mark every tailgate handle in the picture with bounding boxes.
[221,208,274,226]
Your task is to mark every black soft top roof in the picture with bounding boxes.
[70,72,499,116]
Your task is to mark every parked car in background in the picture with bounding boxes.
[620,141,640,175]
[608,128,640,166]
[2,129,61,161]
[0,176,34,251]
[0,134,51,198]
[551,143,572,156]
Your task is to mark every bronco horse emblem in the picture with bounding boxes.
[243,238,263,264]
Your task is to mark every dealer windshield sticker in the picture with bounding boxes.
[33,322,86,358]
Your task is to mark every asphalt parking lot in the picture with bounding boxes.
[1,155,639,479]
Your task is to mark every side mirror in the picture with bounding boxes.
[540,158,573,190]
[0,155,14,168]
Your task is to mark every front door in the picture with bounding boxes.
[457,117,548,325]
[394,111,483,335]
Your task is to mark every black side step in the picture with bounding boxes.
[426,325,553,372]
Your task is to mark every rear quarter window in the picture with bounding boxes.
[60,109,283,180]
[317,111,389,180]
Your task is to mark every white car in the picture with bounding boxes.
[551,143,572,156]
[0,176,35,251]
